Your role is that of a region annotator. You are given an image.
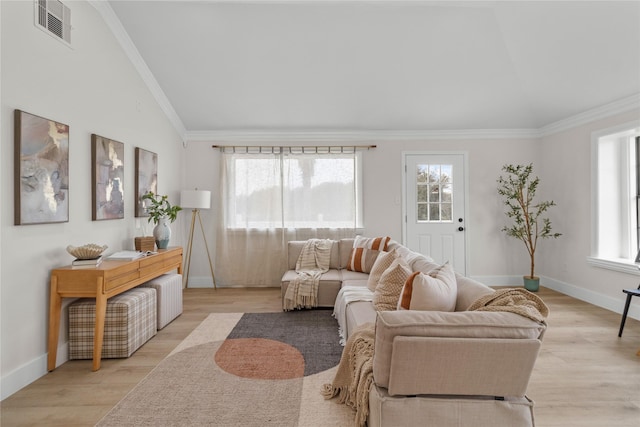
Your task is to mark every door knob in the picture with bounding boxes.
[458,227,464,231]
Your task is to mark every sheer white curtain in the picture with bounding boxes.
[215,149,361,286]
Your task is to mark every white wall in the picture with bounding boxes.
[180,141,218,287]
[538,109,640,313]
[0,1,185,399]
[362,138,540,277]
[185,136,539,282]
[184,112,640,322]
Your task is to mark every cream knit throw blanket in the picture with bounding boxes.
[283,238,332,311]
[468,288,549,323]
[321,322,375,427]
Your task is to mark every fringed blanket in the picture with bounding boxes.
[468,288,550,323]
[283,238,332,311]
[321,322,375,427]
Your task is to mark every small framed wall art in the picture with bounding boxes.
[14,110,70,225]
[135,147,158,217]
[91,134,125,220]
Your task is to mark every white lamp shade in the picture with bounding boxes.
[180,190,211,209]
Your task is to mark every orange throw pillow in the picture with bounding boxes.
[347,235,392,273]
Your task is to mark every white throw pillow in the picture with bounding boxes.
[397,262,457,312]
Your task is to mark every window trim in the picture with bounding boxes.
[590,120,640,273]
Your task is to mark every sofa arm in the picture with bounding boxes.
[386,336,540,397]
[373,310,546,394]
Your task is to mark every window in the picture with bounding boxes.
[223,150,363,229]
[416,163,453,222]
[590,122,640,271]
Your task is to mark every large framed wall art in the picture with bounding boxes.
[14,110,70,225]
[134,147,158,217]
[91,134,125,220]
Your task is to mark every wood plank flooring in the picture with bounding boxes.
[1,286,639,426]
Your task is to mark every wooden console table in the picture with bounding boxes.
[47,247,183,372]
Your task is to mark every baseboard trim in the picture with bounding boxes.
[184,276,277,288]
[473,274,640,322]
[539,275,640,321]
[183,276,215,288]
[1,342,68,401]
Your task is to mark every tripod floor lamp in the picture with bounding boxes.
[180,189,216,289]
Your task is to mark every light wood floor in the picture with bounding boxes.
[1,287,639,426]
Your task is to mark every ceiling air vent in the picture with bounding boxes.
[35,0,71,45]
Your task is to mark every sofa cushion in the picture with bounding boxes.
[287,240,341,270]
[354,235,391,251]
[366,249,398,292]
[339,238,356,269]
[411,256,441,274]
[388,241,428,267]
[347,247,380,273]
[281,269,342,283]
[281,269,342,308]
[368,383,536,427]
[373,310,547,389]
[347,236,391,273]
[373,258,412,311]
[341,270,370,282]
[455,273,495,311]
[345,300,377,338]
[397,262,457,312]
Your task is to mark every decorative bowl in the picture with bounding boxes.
[66,244,108,260]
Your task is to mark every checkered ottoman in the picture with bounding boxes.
[140,273,183,329]
[68,287,157,359]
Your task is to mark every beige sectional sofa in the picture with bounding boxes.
[281,238,547,427]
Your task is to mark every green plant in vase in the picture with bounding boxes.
[141,191,182,249]
[497,164,561,292]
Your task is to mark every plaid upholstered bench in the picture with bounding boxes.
[139,273,183,329]
[68,287,157,359]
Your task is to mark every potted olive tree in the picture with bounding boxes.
[141,191,181,249]
[497,164,561,292]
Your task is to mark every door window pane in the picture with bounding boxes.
[416,163,453,222]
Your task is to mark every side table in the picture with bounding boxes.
[48,247,182,371]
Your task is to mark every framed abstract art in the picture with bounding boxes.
[14,110,70,225]
[91,134,125,220]
[135,147,158,218]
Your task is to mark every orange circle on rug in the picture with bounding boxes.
[215,338,305,379]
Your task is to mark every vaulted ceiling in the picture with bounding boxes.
[104,1,640,138]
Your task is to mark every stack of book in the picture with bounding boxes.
[106,250,147,261]
[71,256,103,269]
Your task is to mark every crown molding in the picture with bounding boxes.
[88,0,187,142]
[537,93,640,137]
[185,128,539,143]
[187,95,640,143]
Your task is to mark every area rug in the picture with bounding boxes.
[96,310,354,426]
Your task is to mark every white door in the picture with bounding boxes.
[403,153,467,274]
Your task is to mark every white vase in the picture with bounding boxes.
[153,217,171,249]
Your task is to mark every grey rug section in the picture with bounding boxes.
[227,310,343,376]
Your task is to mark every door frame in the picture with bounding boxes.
[401,151,471,275]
